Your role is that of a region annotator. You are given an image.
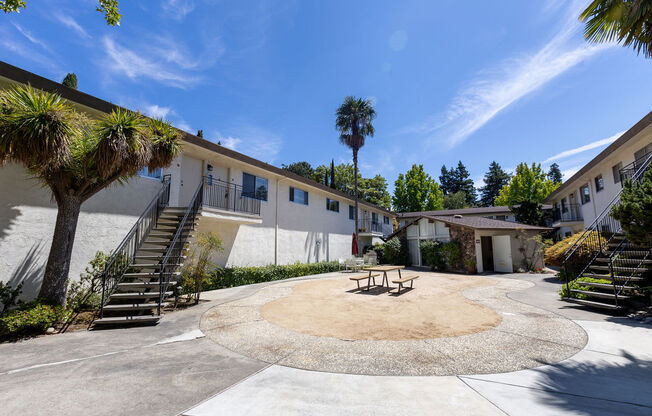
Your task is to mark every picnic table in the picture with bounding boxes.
[362,265,405,288]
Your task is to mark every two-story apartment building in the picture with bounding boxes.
[396,206,521,228]
[0,62,394,300]
[544,111,652,240]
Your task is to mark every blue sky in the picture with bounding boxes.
[2,0,651,192]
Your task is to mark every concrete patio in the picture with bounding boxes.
[1,271,651,416]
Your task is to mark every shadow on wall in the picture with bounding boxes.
[5,242,46,303]
[0,204,20,240]
[534,350,652,414]
[304,231,329,263]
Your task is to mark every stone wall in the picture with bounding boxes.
[449,224,476,272]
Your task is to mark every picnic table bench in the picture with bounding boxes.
[349,273,381,291]
[392,274,419,294]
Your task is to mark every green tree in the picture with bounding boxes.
[392,164,444,212]
[580,0,652,58]
[62,73,78,90]
[0,85,181,305]
[480,161,511,206]
[453,161,477,205]
[329,159,336,189]
[443,191,467,210]
[335,96,376,247]
[610,166,652,245]
[196,129,203,138]
[282,161,314,179]
[495,162,559,225]
[547,162,563,184]
[1,0,121,26]
[439,165,454,195]
[359,175,392,209]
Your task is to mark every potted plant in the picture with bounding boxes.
[465,258,476,274]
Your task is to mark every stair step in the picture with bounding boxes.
[126,263,183,269]
[575,281,637,291]
[570,289,630,300]
[93,315,161,325]
[595,258,652,264]
[582,273,647,282]
[109,291,172,299]
[589,265,646,273]
[123,272,180,278]
[564,298,624,310]
[102,302,169,311]
[118,281,178,288]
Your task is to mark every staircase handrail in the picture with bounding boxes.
[615,249,650,301]
[157,179,204,315]
[99,175,171,317]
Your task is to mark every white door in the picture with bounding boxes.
[408,239,420,266]
[492,235,513,273]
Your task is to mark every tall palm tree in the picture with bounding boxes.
[0,85,182,305]
[580,0,652,58]
[335,96,376,251]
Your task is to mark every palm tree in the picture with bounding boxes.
[0,85,182,305]
[335,96,376,251]
[580,0,652,58]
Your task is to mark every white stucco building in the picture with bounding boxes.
[544,111,652,240]
[0,62,393,300]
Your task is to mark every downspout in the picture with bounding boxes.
[275,176,290,265]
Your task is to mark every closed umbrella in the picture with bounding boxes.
[352,232,359,256]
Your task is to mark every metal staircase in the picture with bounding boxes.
[561,154,652,312]
[93,177,204,326]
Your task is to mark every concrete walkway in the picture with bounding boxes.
[1,272,651,416]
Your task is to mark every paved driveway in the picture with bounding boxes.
[1,272,651,416]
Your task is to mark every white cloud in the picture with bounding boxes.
[389,30,407,51]
[403,1,613,148]
[541,131,624,163]
[143,104,173,119]
[216,126,282,163]
[11,22,48,49]
[561,166,581,180]
[102,37,202,89]
[55,14,90,38]
[162,0,196,19]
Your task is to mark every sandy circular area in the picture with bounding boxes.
[261,274,501,340]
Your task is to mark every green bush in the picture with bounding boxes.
[558,277,612,299]
[67,251,108,312]
[376,237,409,265]
[420,240,446,270]
[441,241,462,270]
[0,300,72,339]
[207,261,340,290]
[0,281,23,313]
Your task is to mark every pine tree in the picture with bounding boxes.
[439,165,454,195]
[453,160,477,206]
[547,163,563,184]
[62,73,78,89]
[197,129,203,138]
[480,161,511,206]
[330,159,336,189]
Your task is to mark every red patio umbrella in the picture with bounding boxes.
[352,232,359,256]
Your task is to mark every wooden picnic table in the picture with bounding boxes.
[362,265,405,288]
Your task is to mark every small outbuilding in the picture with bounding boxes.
[387,214,551,273]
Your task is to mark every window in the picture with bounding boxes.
[349,205,355,220]
[138,166,162,179]
[371,212,378,224]
[634,144,652,161]
[561,198,568,213]
[243,173,268,201]
[383,216,390,225]
[326,198,339,212]
[580,184,591,205]
[594,175,604,192]
[495,215,507,221]
[289,186,308,205]
[612,162,623,184]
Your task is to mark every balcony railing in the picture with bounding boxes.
[202,177,261,216]
[619,152,651,184]
[358,219,392,235]
[552,204,583,224]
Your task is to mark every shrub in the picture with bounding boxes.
[420,240,446,270]
[544,232,606,269]
[0,282,23,313]
[207,261,340,290]
[441,241,462,270]
[558,277,612,299]
[0,300,72,339]
[67,251,108,312]
[610,166,652,246]
[377,237,409,265]
[178,232,223,304]
[372,243,385,264]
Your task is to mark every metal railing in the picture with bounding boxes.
[552,204,583,223]
[562,154,652,296]
[358,219,392,235]
[202,177,261,216]
[157,180,204,315]
[620,151,652,183]
[99,175,171,318]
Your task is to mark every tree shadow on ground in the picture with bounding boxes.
[534,350,652,415]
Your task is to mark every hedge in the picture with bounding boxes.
[206,261,340,290]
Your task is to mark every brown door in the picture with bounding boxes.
[481,236,494,272]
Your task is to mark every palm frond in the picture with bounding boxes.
[147,118,182,170]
